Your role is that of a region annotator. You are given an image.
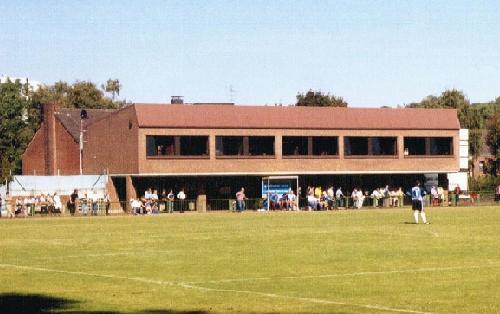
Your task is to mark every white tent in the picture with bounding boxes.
[7,175,108,198]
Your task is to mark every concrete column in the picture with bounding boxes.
[196,194,207,212]
[398,136,404,159]
[209,135,216,159]
[338,136,344,159]
[275,135,282,159]
[125,176,137,213]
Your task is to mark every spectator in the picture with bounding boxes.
[288,189,298,211]
[437,186,444,205]
[235,187,247,212]
[167,189,175,213]
[80,193,89,215]
[430,186,439,206]
[87,189,99,216]
[335,187,344,208]
[454,185,461,206]
[53,192,62,214]
[177,189,186,213]
[326,186,335,209]
[131,198,142,215]
[67,189,78,216]
[307,193,318,211]
[104,193,111,216]
[5,192,14,218]
[496,184,500,203]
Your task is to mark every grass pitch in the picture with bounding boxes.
[0,206,499,313]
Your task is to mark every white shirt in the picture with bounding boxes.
[53,195,62,209]
[177,191,186,200]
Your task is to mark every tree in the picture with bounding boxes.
[407,89,500,180]
[296,90,348,107]
[485,108,500,175]
[0,79,34,182]
[102,79,121,100]
[31,80,123,110]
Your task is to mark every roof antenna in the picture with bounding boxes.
[228,84,236,103]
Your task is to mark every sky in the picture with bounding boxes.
[1,0,500,107]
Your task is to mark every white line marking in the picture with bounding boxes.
[179,282,433,314]
[34,252,138,260]
[35,249,174,260]
[192,263,500,284]
[0,263,179,287]
[0,263,432,314]
[424,230,439,237]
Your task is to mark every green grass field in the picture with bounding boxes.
[1,206,499,313]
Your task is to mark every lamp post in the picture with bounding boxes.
[79,109,88,175]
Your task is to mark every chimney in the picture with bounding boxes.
[43,102,59,175]
[171,96,184,104]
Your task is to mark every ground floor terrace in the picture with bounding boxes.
[112,173,455,211]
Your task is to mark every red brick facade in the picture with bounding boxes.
[23,103,461,176]
[22,103,80,175]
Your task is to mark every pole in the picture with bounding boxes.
[79,119,83,175]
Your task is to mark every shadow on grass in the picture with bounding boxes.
[0,293,208,314]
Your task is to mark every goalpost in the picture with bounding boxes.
[261,176,299,211]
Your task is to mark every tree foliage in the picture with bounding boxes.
[0,79,34,182]
[407,89,494,161]
[485,108,500,174]
[296,90,348,107]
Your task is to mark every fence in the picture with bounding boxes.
[1,192,497,218]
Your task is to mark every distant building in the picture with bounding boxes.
[22,101,466,204]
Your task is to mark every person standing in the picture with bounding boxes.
[235,187,247,212]
[167,189,175,213]
[454,184,461,206]
[495,184,500,203]
[5,192,14,218]
[177,188,186,213]
[409,180,429,224]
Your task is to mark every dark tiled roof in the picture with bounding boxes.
[55,108,116,142]
[132,104,460,130]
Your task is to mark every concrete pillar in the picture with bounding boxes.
[125,176,137,213]
[275,135,282,159]
[338,136,344,159]
[398,136,404,159]
[196,194,207,212]
[209,135,216,159]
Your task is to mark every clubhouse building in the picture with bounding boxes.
[22,100,467,204]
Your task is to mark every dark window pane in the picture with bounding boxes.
[312,137,338,155]
[430,137,453,155]
[216,136,244,155]
[282,136,308,155]
[345,137,368,155]
[404,137,426,155]
[249,136,275,155]
[372,137,396,155]
[180,136,208,156]
[146,135,175,156]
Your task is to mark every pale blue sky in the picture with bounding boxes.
[1,1,499,106]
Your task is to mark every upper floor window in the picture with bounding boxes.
[404,137,453,156]
[282,136,308,156]
[344,137,397,156]
[216,136,275,157]
[146,135,208,157]
[282,136,338,156]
